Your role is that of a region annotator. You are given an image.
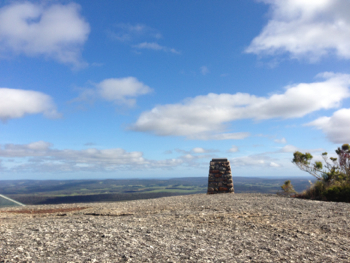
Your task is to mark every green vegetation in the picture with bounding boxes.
[278,180,297,196]
[292,144,350,202]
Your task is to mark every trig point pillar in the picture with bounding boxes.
[207,158,234,194]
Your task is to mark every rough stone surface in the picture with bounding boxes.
[208,159,234,194]
[1,193,350,262]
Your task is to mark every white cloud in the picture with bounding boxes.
[131,72,350,139]
[306,108,350,143]
[280,145,299,153]
[0,88,60,121]
[175,147,218,154]
[109,23,162,42]
[279,145,324,153]
[230,155,280,168]
[182,154,195,159]
[109,24,179,55]
[192,147,206,153]
[0,141,52,157]
[228,145,239,153]
[0,141,184,172]
[270,162,280,167]
[190,147,220,154]
[149,158,184,168]
[190,133,250,141]
[133,42,180,54]
[246,0,350,61]
[97,77,153,107]
[200,66,210,75]
[74,77,153,107]
[274,137,287,144]
[27,141,52,151]
[0,2,90,68]
[177,153,214,166]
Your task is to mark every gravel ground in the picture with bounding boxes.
[0,193,349,262]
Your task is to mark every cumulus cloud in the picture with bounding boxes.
[306,108,350,143]
[133,42,180,54]
[274,137,287,144]
[0,88,60,121]
[74,77,153,107]
[131,72,350,139]
[97,77,153,107]
[0,2,90,68]
[0,141,184,172]
[246,0,350,61]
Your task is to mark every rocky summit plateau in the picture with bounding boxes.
[0,193,349,262]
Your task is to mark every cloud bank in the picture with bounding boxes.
[131,72,350,139]
[230,155,280,168]
[0,88,59,121]
[246,0,350,61]
[0,2,90,68]
[0,141,183,172]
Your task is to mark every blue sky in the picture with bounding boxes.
[1,0,350,180]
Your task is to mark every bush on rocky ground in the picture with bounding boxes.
[278,180,297,196]
[292,144,350,202]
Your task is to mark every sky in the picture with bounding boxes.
[1,0,350,180]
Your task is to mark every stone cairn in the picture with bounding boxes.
[207,158,234,194]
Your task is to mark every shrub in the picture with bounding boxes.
[279,180,297,196]
[295,180,326,200]
[292,144,350,203]
[323,183,350,202]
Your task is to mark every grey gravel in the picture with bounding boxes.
[0,193,349,262]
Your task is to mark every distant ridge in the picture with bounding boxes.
[0,194,25,208]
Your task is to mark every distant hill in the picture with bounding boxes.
[0,177,314,205]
